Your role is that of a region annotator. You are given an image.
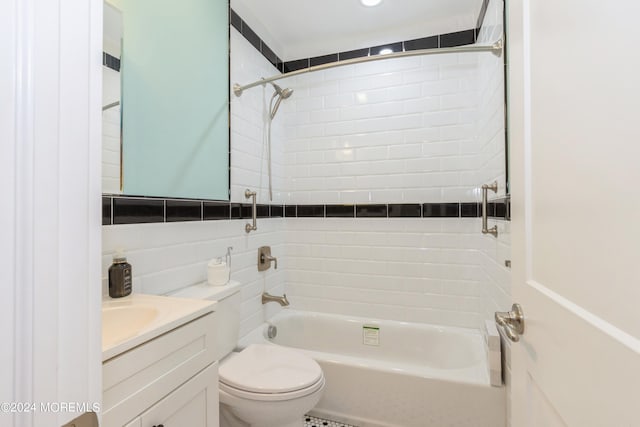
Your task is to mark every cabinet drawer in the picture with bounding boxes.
[140,363,218,427]
[103,313,216,427]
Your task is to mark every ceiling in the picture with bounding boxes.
[231,0,484,61]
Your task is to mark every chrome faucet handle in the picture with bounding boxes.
[258,246,278,271]
[264,254,278,269]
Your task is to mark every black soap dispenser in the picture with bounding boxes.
[109,251,132,298]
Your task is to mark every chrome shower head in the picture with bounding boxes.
[279,87,293,99]
[269,83,293,119]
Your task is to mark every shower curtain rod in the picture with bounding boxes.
[102,101,120,111]
[233,39,503,97]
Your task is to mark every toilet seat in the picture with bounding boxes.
[219,344,324,401]
[219,376,325,402]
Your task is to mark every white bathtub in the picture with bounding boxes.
[240,310,505,427]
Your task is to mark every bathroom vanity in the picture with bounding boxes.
[101,294,219,427]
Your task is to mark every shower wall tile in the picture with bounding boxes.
[282,51,481,205]
[273,18,507,332]
[284,218,484,328]
[230,28,287,205]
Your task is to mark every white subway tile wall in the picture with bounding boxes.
[277,6,510,331]
[285,218,484,328]
[281,54,481,205]
[102,10,510,348]
[230,28,286,204]
[102,66,121,194]
[102,219,286,337]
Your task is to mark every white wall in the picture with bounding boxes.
[281,54,480,204]
[102,28,288,336]
[1,0,103,425]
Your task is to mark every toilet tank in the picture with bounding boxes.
[170,280,242,361]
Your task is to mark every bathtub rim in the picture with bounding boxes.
[239,309,497,388]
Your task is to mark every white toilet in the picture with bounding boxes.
[171,281,325,427]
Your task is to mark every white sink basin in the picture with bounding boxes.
[102,293,216,361]
[102,305,159,349]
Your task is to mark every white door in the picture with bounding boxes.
[507,0,640,426]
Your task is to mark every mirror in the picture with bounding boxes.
[102,0,229,200]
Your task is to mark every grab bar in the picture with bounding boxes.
[245,189,257,233]
[481,181,498,237]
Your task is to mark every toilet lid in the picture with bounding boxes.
[219,344,323,394]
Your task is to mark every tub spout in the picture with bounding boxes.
[262,292,289,306]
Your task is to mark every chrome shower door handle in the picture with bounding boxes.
[481,181,498,237]
[495,304,525,342]
[245,189,257,233]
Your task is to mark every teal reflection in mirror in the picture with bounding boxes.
[110,0,229,200]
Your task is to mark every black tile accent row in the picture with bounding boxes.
[232,0,493,78]
[230,8,284,72]
[102,52,120,72]
[282,28,478,74]
[113,198,164,225]
[440,30,476,48]
[356,204,388,218]
[389,204,421,218]
[297,205,325,217]
[204,201,230,220]
[103,196,512,225]
[102,197,112,225]
[487,197,511,221]
[166,200,202,222]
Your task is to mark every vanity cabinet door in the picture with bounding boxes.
[139,362,219,427]
[123,418,141,427]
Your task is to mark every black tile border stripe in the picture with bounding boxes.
[103,195,510,225]
[231,1,492,76]
[283,27,479,75]
[166,200,202,222]
[230,8,284,72]
[102,52,120,72]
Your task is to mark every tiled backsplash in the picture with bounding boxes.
[102,218,287,338]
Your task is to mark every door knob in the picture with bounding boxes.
[495,303,525,342]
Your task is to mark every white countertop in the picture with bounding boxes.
[102,293,216,361]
